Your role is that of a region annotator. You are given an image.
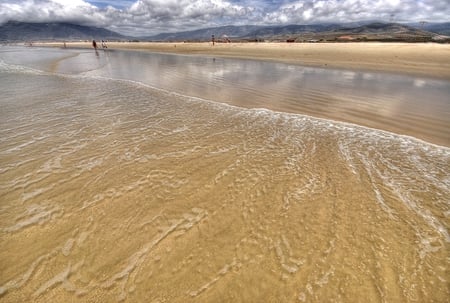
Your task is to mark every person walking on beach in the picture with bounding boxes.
[92,40,99,56]
[101,40,107,49]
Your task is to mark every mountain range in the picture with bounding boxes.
[0,21,125,41]
[1,21,449,43]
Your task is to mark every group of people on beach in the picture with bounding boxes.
[92,40,108,49]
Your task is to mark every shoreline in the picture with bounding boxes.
[35,41,450,81]
[24,42,450,146]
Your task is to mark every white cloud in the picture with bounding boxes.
[263,0,450,25]
[0,0,105,26]
[0,0,449,36]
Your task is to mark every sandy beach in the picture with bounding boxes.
[31,41,450,146]
[1,45,449,303]
[37,41,450,80]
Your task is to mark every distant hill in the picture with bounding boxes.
[147,25,263,41]
[145,22,450,42]
[342,22,414,33]
[145,24,343,41]
[1,21,449,43]
[421,22,450,36]
[146,24,346,41]
[244,24,342,38]
[0,21,126,42]
[322,22,440,42]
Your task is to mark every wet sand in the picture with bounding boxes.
[37,41,450,80]
[1,69,449,303]
[29,42,450,146]
[1,46,449,303]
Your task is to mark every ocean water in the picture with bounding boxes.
[0,46,449,302]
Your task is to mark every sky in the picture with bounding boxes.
[0,0,449,36]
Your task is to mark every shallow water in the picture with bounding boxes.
[0,46,449,302]
[63,47,450,146]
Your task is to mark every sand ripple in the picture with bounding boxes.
[0,55,449,302]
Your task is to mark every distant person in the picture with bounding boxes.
[101,40,107,49]
[212,34,215,46]
[92,40,99,56]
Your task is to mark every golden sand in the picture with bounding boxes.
[1,44,449,303]
[38,41,450,80]
[1,74,449,302]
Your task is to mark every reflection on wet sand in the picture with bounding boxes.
[57,49,450,146]
[0,48,449,302]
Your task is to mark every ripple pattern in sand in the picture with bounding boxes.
[0,70,449,302]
